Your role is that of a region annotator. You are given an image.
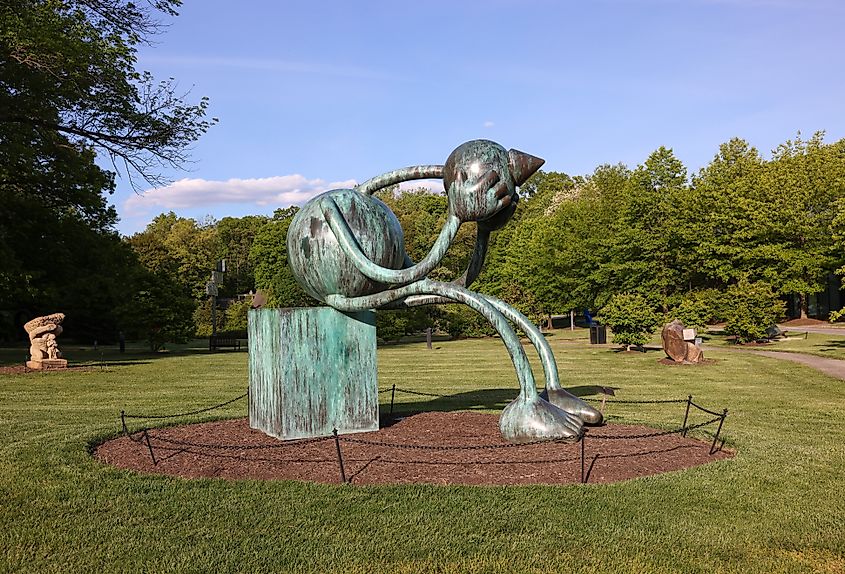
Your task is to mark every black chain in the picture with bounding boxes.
[338,435,576,451]
[582,397,688,404]
[146,432,332,450]
[588,416,723,440]
[123,391,247,420]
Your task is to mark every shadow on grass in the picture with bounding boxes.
[381,385,621,422]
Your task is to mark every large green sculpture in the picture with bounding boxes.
[287,139,602,442]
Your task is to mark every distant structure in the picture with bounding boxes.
[24,313,68,370]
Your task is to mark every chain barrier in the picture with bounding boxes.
[582,397,687,404]
[122,391,248,420]
[587,416,722,440]
[382,387,688,404]
[147,433,331,450]
[339,434,575,451]
[119,386,728,479]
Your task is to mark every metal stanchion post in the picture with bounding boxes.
[710,409,728,455]
[682,395,692,437]
[333,429,348,484]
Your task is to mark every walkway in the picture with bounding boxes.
[710,346,845,381]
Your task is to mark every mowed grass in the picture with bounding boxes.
[704,329,845,360]
[1,331,844,573]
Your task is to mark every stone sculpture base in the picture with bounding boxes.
[26,359,68,370]
[248,307,378,441]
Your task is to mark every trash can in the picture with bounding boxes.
[589,324,607,344]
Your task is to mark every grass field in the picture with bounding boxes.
[704,329,845,360]
[1,331,844,573]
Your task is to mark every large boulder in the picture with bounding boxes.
[661,319,705,364]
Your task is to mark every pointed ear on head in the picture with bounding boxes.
[508,149,544,186]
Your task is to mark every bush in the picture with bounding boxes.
[376,308,435,343]
[437,305,497,339]
[597,293,661,349]
[224,299,251,332]
[192,299,226,338]
[723,280,785,343]
[672,289,725,331]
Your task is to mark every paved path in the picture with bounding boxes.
[709,347,845,381]
[777,324,845,337]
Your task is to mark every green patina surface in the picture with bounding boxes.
[248,307,378,440]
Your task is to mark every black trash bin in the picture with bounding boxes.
[589,324,607,344]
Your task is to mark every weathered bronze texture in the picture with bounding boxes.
[286,139,602,443]
[248,307,378,440]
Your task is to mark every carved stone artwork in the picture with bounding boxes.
[24,313,68,369]
[662,319,704,364]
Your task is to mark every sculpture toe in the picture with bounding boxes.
[541,388,604,426]
[499,395,584,443]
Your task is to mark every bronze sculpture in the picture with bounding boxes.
[286,140,602,442]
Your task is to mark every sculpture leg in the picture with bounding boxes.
[327,280,584,442]
[382,291,602,425]
[479,295,603,425]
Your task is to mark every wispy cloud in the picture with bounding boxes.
[124,175,358,216]
[483,120,495,128]
[139,54,399,81]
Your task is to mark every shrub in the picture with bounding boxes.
[376,308,435,343]
[437,305,496,339]
[672,289,725,331]
[597,293,661,349]
[723,280,785,343]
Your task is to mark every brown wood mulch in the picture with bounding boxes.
[96,412,732,486]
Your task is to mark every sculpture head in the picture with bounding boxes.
[443,139,544,223]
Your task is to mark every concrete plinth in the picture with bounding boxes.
[26,359,68,370]
[248,307,378,441]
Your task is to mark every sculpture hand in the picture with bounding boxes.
[448,168,517,223]
[479,189,518,232]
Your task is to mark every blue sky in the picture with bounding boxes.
[116,0,845,235]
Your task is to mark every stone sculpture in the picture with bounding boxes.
[286,139,602,442]
[24,313,68,369]
[662,319,704,364]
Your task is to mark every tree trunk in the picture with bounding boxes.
[799,293,809,319]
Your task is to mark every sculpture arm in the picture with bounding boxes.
[355,165,444,195]
[322,196,461,286]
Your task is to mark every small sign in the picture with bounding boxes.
[211,270,223,284]
[205,281,218,296]
[682,328,696,341]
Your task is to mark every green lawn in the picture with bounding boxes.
[704,328,845,360]
[1,333,844,573]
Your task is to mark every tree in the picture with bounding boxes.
[722,280,785,343]
[1,0,216,189]
[250,207,314,308]
[607,147,688,311]
[0,0,215,340]
[596,293,661,350]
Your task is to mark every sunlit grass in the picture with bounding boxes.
[1,332,843,573]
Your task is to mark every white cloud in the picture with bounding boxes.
[483,120,495,128]
[398,179,445,194]
[124,175,358,216]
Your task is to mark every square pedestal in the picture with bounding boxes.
[248,307,378,440]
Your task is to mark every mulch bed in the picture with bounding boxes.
[96,412,732,486]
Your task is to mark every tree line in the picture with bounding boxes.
[4,1,844,348]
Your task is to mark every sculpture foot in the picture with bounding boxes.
[499,394,583,443]
[541,388,604,425]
